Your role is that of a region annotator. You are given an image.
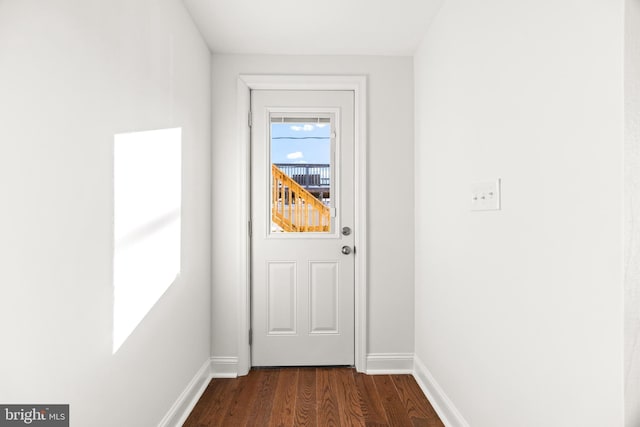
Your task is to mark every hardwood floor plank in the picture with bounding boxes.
[222,370,265,426]
[333,368,365,427]
[293,368,317,427]
[184,378,239,427]
[181,380,219,426]
[268,368,299,426]
[372,375,415,427]
[391,375,444,427]
[317,368,341,427]
[246,369,280,427]
[354,372,389,427]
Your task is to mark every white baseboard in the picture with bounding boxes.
[210,356,239,378]
[365,353,414,374]
[413,356,470,427]
[157,359,212,427]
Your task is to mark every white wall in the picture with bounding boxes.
[626,0,640,425]
[414,1,624,426]
[210,55,415,365]
[0,1,211,426]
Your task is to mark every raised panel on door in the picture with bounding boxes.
[267,261,297,334]
[309,261,339,334]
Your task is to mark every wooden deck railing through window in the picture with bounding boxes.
[271,164,330,232]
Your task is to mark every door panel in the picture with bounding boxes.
[251,90,354,366]
[309,261,339,334]
[267,261,297,334]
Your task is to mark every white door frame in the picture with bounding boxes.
[236,75,368,375]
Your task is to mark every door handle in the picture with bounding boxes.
[341,246,352,255]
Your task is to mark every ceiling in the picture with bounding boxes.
[182,0,445,56]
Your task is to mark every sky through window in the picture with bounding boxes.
[271,123,330,164]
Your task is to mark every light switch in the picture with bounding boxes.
[471,179,501,211]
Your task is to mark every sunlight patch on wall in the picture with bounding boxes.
[113,128,182,353]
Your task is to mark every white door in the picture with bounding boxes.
[251,90,355,366]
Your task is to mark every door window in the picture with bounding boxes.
[269,115,334,234]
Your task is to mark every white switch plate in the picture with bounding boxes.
[471,179,501,211]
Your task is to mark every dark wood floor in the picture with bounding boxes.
[183,367,444,427]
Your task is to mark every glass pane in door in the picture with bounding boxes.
[270,116,333,234]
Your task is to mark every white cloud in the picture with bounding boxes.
[287,151,304,159]
[290,124,315,131]
[315,123,328,128]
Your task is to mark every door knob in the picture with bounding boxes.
[341,246,352,255]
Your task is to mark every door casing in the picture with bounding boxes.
[236,75,368,376]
